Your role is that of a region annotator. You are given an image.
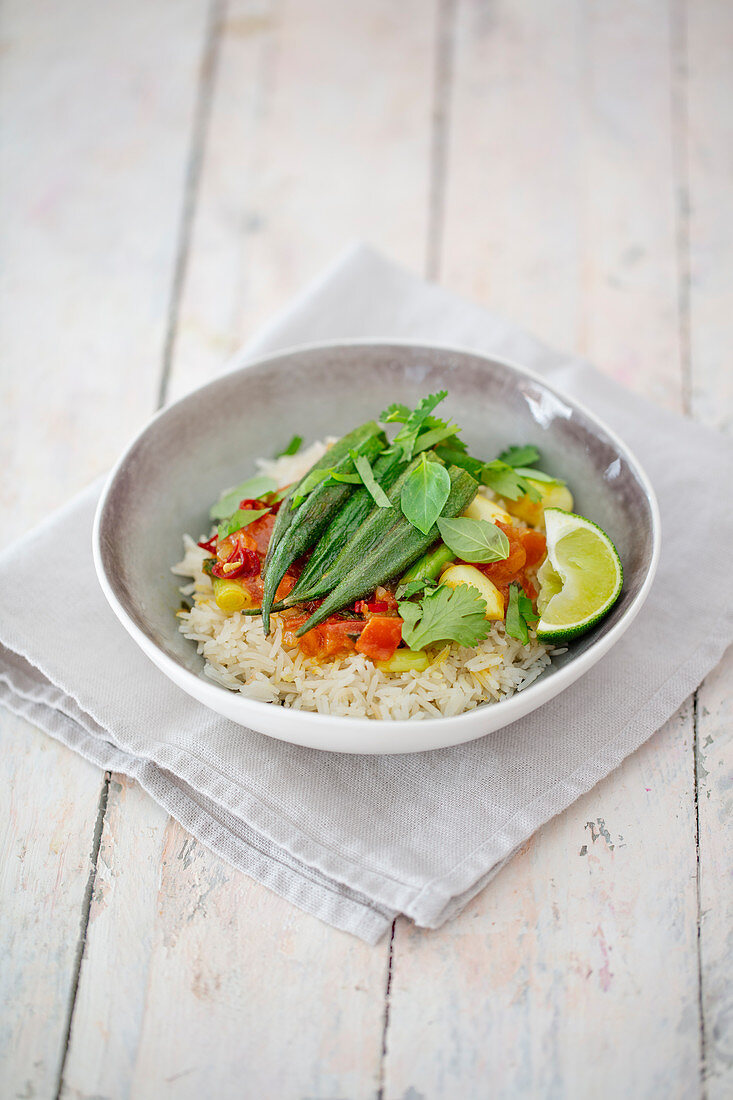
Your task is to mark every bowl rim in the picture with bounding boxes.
[93,337,661,745]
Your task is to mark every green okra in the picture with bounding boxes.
[263,420,382,575]
[296,466,479,635]
[396,542,456,595]
[260,423,386,632]
[285,448,407,604]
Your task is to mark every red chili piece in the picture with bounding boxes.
[238,498,268,510]
[197,534,218,554]
[355,599,389,614]
[211,546,260,580]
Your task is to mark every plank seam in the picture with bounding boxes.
[156,0,226,410]
[53,771,111,1100]
[671,3,706,1092]
[426,0,457,281]
[693,694,709,1094]
[376,918,397,1100]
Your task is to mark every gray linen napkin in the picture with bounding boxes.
[1,245,732,944]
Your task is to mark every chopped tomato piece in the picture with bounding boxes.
[355,617,404,662]
[282,615,364,660]
[247,511,277,555]
[518,528,546,568]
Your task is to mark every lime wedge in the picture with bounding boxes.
[535,509,623,642]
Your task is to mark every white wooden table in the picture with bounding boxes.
[2,2,731,1097]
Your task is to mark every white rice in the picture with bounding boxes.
[173,443,556,720]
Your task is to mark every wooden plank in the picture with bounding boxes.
[685,2,733,1093]
[684,0,733,433]
[697,650,733,1097]
[440,0,682,411]
[0,0,211,1094]
[168,0,438,400]
[385,1,702,1094]
[383,708,700,1100]
[0,0,210,534]
[65,0,439,1092]
[0,717,104,1100]
[62,777,388,1100]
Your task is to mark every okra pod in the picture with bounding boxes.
[396,543,456,595]
[296,466,479,634]
[285,448,407,603]
[305,451,442,602]
[261,424,386,631]
[263,420,382,577]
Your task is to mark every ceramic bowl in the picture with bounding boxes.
[93,341,660,754]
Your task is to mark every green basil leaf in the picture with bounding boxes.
[209,475,277,520]
[217,508,270,540]
[400,454,451,535]
[353,452,393,508]
[275,434,303,458]
[436,517,510,563]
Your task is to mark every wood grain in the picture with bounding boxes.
[684,3,733,1095]
[64,0,439,1092]
[0,0,211,1093]
[1,0,731,1094]
[0,717,104,1100]
[383,1,703,1094]
[168,0,438,401]
[383,706,700,1100]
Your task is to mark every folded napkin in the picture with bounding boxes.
[2,246,732,943]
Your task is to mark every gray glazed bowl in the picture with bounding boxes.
[93,341,660,754]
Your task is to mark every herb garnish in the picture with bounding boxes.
[352,452,392,508]
[505,582,539,644]
[276,434,303,458]
[436,517,510,563]
[217,508,270,540]
[209,475,277,520]
[399,584,491,650]
[400,453,451,534]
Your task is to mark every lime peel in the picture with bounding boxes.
[535,509,623,643]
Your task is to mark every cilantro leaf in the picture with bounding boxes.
[512,466,564,486]
[209,475,277,520]
[399,584,491,650]
[400,454,451,534]
[505,582,539,645]
[352,451,392,508]
[481,460,543,502]
[436,517,510,563]
[390,392,449,460]
[217,507,270,540]
[395,578,436,600]
[499,444,541,468]
[380,402,411,424]
[275,434,303,458]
